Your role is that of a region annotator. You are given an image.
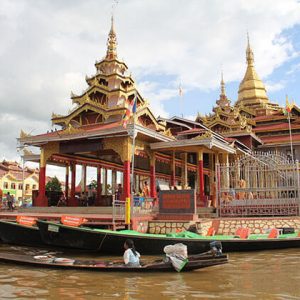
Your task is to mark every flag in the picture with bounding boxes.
[179,84,183,97]
[285,95,293,114]
[122,94,137,128]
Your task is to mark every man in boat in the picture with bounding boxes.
[123,239,140,267]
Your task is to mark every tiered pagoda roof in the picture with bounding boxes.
[196,35,300,150]
[51,16,165,134]
[196,73,255,137]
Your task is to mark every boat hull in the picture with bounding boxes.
[0,220,44,247]
[0,252,228,272]
[37,220,300,254]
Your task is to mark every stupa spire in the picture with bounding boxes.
[220,71,226,96]
[106,15,118,59]
[246,32,254,66]
[236,33,269,109]
[216,71,230,108]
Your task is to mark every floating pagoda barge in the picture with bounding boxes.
[17,16,300,224]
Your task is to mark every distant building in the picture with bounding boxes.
[0,160,39,201]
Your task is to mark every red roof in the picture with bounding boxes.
[34,122,121,138]
[261,134,300,144]
[254,114,286,121]
[224,137,235,142]
[254,123,300,132]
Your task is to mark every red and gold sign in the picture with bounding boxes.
[159,190,196,214]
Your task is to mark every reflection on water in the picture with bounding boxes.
[0,244,299,299]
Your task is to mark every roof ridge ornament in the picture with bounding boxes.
[220,70,226,96]
[106,15,118,59]
[246,32,254,67]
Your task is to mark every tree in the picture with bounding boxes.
[46,176,62,192]
[90,180,97,189]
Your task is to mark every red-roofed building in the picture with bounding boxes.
[0,160,39,201]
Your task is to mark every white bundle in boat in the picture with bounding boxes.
[163,243,188,259]
[163,243,188,272]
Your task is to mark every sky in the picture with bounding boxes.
[1,0,300,182]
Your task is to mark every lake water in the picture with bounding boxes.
[0,245,299,299]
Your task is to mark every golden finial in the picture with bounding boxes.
[106,15,118,59]
[20,130,31,139]
[246,32,254,66]
[220,70,225,96]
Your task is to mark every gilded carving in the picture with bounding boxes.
[61,123,84,135]
[23,148,35,156]
[52,112,63,119]
[20,130,31,139]
[103,137,131,162]
[164,128,173,137]
[192,131,212,140]
[40,142,60,167]
[103,137,149,162]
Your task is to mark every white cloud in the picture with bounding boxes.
[265,81,286,92]
[1,0,300,162]
[286,62,300,75]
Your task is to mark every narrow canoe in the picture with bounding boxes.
[0,252,228,272]
[37,220,300,254]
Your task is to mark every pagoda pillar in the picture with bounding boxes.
[81,164,87,194]
[104,168,108,194]
[36,147,48,207]
[96,166,102,205]
[112,170,117,195]
[150,152,157,199]
[65,164,69,201]
[123,161,131,201]
[198,150,205,206]
[223,153,230,189]
[69,162,77,206]
[181,153,188,189]
[36,142,59,207]
[171,151,176,187]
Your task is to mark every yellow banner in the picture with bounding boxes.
[125,197,131,224]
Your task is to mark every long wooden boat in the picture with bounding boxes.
[37,220,300,254]
[0,252,228,272]
[0,220,44,247]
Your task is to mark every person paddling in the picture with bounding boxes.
[123,239,140,267]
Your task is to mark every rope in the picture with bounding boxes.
[97,232,108,251]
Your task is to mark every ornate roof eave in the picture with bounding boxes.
[71,85,141,107]
[136,106,163,131]
[235,103,256,116]
[95,57,128,69]
[150,136,236,154]
[205,119,235,129]
[18,124,129,147]
[223,131,263,144]
[19,122,173,148]
[20,130,32,139]
[127,124,174,143]
[86,72,135,86]
[51,102,125,126]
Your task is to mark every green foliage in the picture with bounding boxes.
[89,180,97,189]
[46,176,62,192]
